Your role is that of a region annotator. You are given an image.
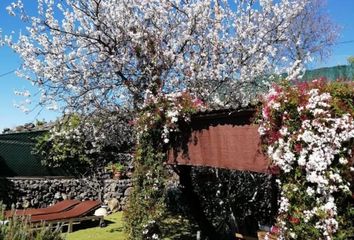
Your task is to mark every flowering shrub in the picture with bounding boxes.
[125,91,204,239]
[259,80,354,239]
[34,111,133,176]
[135,91,205,144]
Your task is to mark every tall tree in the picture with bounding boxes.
[284,0,338,79]
[7,0,337,113]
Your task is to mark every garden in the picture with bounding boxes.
[0,0,353,240]
[1,79,353,240]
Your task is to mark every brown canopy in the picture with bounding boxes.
[167,110,271,173]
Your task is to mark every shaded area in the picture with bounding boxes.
[177,165,220,239]
[0,156,16,176]
[0,177,17,207]
[172,166,277,239]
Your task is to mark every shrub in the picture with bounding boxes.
[124,92,203,239]
[34,111,133,176]
[259,79,354,239]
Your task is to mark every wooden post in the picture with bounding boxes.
[68,220,73,233]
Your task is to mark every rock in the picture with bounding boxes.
[126,171,133,179]
[113,192,123,198]
[124,187,133,197]
[121,198,128,211]
[31,198,39,206]
[24,123,35,130]
[107,198,120,213]
[110,182,117,192]
[22,200,30,209]
[43,193,52,199]
[54,192,61,199]
[4,176,132,212]
[66,192,73,200]
[103,193,111,200]
[61,193,68,200]
[79,192,86,199]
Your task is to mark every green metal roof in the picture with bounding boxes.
[0,131,68,176]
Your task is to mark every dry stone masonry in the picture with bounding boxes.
[1,177,132,211]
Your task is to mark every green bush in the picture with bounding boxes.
[124,92,201,239]
[34,112,133,176]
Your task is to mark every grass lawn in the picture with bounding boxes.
[64,212,127,240]
[64,211,197,240]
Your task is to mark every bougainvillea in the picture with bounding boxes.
[259,80,354,239]
[124,92,204,239]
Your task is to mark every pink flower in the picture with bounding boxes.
[297,82,308,94]
[262,106,270,119]
[192,98,203,106]
[289,216,300,224]
[269,130,281,143]
[273,84,283,94]
[270,226,280,234]
[294,144,302,153]
[268,165,280,174]
[128,119,136,126]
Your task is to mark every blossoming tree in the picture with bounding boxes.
[4,1,340,238]
[7,0,337,114]
[34,110,134,176]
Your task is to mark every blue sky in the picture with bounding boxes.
[0,0,354,131]
[315,0,354,68]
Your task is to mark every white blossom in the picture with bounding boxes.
[5,0,337,113]
[260,83,354,239]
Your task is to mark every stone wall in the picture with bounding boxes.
[2,177,132,211]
